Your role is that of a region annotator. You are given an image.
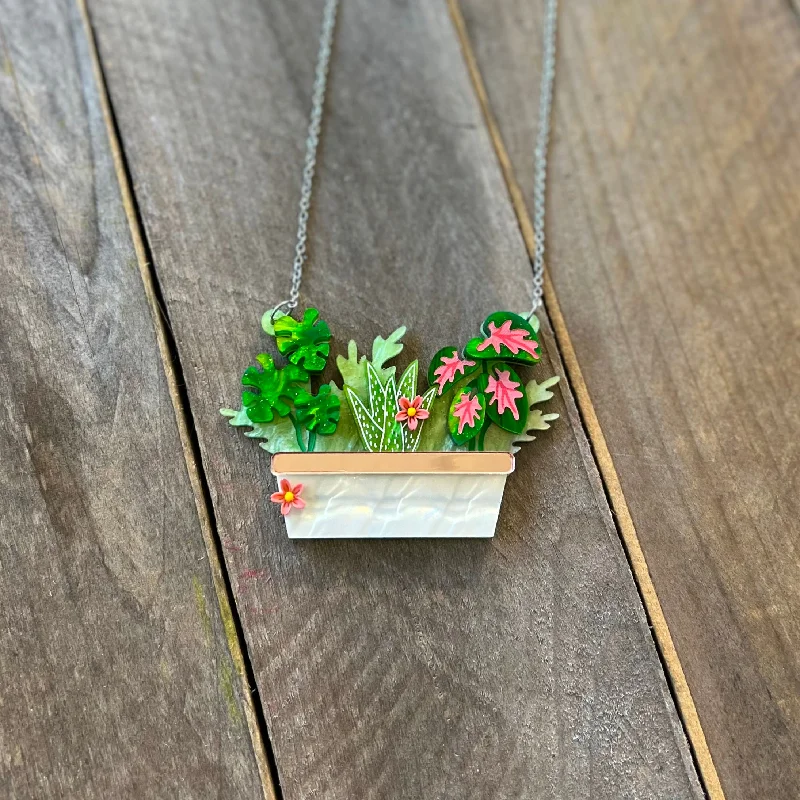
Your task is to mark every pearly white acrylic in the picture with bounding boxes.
[274,471,509,539]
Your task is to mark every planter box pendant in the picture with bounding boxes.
[222,306,561,540]
[272,452,515,539]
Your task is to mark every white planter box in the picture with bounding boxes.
[271,452,515,539]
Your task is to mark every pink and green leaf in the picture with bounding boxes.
[478,366,528,434]
[448,389,486,445]
[427,347,479,395]
[464,311,541,365]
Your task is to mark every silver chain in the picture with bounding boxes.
[277,0,558,317]
[529,0,558,313]
[274,0,340,318]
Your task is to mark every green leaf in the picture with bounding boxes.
[464,311,541,365]
[448,388,486,445]
[336,328,411,451]
[479,365,529,434]
[335,326,406,397]
[417,391,463,452]
[273,307,332,373]
[241,353,308,423]
[294,384,341,435]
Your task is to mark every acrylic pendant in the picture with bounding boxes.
[221,307,560,538]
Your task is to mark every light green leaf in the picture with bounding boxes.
[371,326,406,375]
[527,374,559,406]
[336,340,367,394]
[220,407,303,453]
[335,326,406,398]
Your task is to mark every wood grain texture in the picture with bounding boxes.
[88,0,703,797]
[0,0,266,797]
[458,1,800,798]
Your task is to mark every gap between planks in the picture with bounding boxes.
[75,1,278,797]
[446,1,726,799]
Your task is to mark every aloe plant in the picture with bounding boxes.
[345,360,436,452]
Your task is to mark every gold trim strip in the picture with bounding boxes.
[272,452,515,475]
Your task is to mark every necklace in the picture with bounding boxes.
[221,0,561,539]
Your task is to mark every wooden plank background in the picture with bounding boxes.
[81,0,709,798]
[3,0,795,797]
[457,1,800,799]
[0,0,269,797]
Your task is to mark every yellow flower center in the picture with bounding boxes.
[284,491,294,503]
[407,406,417,417]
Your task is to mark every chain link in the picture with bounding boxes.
[529,0,558,314]
[274,0,339,318]
[278,0,557,318]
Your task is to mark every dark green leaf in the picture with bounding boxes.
[273,307,332,373]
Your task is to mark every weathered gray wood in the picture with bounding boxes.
[0,0,267,797]
[457,0,800,798]
[88,0,703,797]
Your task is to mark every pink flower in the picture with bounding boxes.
[452,392,483,434]
[270,479,305,516]
[433,350,476,395]
[486,369,524,420]
[395,395,430,431]
[477,319,540,359]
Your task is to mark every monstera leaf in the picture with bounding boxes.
[464,311,541,365]
[294,384,341,435]
[273,307,332,372]
[241,353,308,423]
